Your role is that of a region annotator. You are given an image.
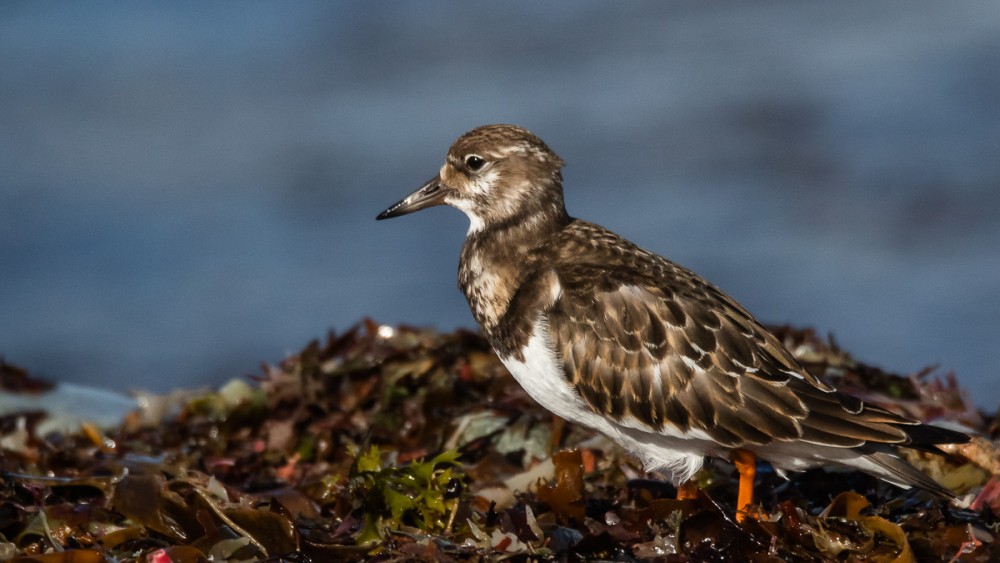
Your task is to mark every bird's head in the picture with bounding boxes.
[377,124,567,232]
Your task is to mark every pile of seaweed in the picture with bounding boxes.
[0,321,998,562]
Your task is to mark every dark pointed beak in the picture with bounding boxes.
[376,176,450,220]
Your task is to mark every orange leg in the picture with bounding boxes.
[676,480,699,500]
[549,415,566,453]
[731,449,757,523]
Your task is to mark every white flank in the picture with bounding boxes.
[499,319,588,425]
[500,318,717,484]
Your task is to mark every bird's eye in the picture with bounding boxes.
[464,155,486,171]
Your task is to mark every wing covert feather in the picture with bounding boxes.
[548,271,811,446]
[543,259,925,449]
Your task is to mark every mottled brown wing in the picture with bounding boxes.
[546,263,915,448]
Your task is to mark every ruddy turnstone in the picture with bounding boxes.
[376,124,968,520]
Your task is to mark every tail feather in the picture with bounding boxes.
[864,421,969,498]
[864,449,957,499]
[902,422,970,454]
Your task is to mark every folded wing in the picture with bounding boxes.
[546,263,925,450]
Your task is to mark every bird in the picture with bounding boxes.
[376,124,968,521]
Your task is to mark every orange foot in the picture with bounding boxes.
[732,449,761,523]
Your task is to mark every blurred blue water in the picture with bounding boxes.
[1,2,998,407]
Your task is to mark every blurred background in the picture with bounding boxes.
[1,2,998,408]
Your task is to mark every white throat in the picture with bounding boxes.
[442,192,483,233]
